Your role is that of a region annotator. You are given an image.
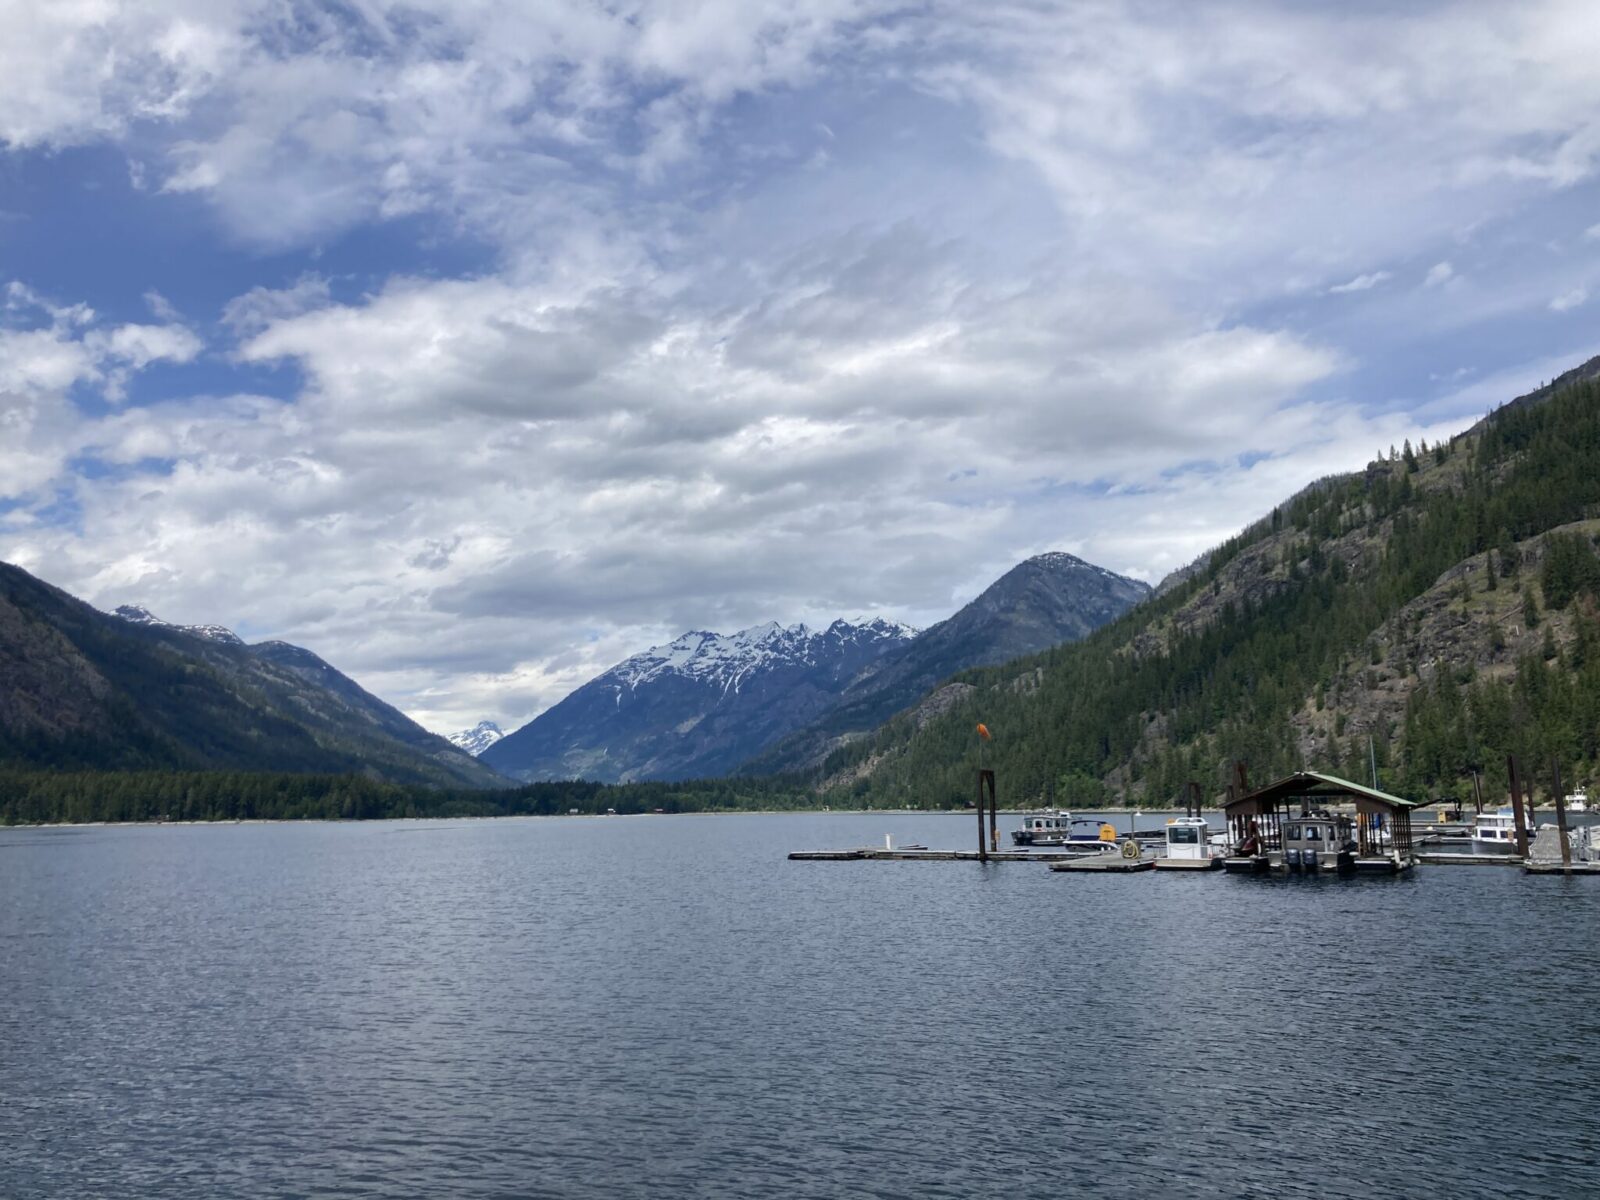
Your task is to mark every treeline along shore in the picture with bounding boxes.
[0,771,822,826]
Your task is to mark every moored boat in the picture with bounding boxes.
[1472,806,1522,849]
[1011,811,1120,850]
[1153,815,1224,870]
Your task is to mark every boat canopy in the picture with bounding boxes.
[1223,770,1418,858]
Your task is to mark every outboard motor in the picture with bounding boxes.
[1286,848,1301,869]
[1302,850,1317,872]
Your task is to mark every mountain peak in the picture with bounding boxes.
[1021,551,1150,590]
[112,603,246,647]
[447,720,505,756]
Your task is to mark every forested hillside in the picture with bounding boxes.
[823,369,1600,809]
[0,564,503,789]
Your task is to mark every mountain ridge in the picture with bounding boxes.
[0,565,504,788]
[819,366,1600,810]
[744,551,1152,774]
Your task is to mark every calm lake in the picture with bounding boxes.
[3,812,1598,1198]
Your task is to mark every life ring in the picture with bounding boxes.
[1120,839,1141,860]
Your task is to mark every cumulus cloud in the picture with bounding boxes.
[1423,261,1455,288]
[1,285,202,494]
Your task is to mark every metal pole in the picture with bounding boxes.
[1508,755,1530,858]
[1553,758,1573,873]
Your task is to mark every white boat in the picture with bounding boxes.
[1473,805,1522,848]
[1566,788,1588,814]
[1156,815,1224,869]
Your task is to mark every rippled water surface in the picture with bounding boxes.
[3,812,1599,1199]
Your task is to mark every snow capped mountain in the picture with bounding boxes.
[481,615,919,783]
[448,720,505,756]
[112,604,246,647]
[610,617,919,694]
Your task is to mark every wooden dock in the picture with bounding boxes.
[1525,860,1600,874]
[1049,855,1155,873]
[788,848,1572,871]
[788,848,1097,862]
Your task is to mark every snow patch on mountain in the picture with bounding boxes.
[447,720,505,756]
[608,616,918,695]
[112,604,246,647]
[1027,551,1129,582]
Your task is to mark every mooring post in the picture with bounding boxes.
[976,769,986,861]
[990,775,999,855]
[1552,758,1573,873]
[1508,755,1530,857]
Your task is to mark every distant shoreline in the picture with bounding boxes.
[5,803,1571,831]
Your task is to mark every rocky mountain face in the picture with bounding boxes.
[747,552,1152,773]
[0,567,504,788]
[481,618,917,783]
[448,720,505,756]
[820,365,1600,810]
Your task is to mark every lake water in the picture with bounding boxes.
[3,812,1598,1198]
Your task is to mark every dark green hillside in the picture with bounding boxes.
[825,370,1600,808]
[0,564,502,788]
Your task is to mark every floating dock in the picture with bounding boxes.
[1416,852,1522,866]
[1048,854,1154,873]
[789,848,1097,862]
[1525,860,1600,874]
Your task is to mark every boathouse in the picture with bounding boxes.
[1223,770,1419,872]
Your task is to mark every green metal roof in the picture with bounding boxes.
[1225,769,1421,814]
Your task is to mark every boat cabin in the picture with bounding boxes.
[1011,811,1072,846]
[1473,807,1519,846]
[1163,816,1213,860]
[1282,813,1356,871]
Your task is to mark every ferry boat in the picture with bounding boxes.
[1473,805,1522,848]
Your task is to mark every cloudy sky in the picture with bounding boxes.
[4,1,1600,735]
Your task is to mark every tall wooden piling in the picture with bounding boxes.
[976,769,996,862]
[1552,758,1573,873]
[1507,754,1530,857]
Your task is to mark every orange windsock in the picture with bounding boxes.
[976,723,992,740]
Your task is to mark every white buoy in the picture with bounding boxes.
[885,833,893,850]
